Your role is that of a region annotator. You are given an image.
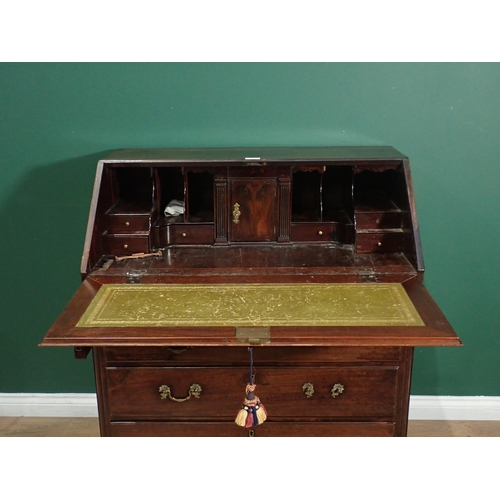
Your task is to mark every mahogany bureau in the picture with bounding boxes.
[41,147,461,437]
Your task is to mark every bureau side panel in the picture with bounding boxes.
[394,346,414,437]
[93,347,111,437]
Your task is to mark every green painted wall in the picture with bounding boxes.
[1,62,499,395]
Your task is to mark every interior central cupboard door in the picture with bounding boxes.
[229,179,277,242]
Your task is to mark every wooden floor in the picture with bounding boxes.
[1,417,499,436]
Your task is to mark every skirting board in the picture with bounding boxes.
[0,393,98,418]
[0,393,500,420]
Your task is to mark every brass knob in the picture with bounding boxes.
[159,383,202,402]
[182,232,187,237]
[331,383,345,398]
[125,221,130,226]
[377,242,382,247]
[318,230,323,236]
[302,382,314,398]
[123,244,128,249]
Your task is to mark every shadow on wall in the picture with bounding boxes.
[0,152,113,393]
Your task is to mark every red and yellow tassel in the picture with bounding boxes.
[235,383,267,428]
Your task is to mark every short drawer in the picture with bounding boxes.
[290,223,336,242]
[103,233,149,255]
[356,230,404,253]
[104,366,398,420]
[165,224,214,245]
[107,214,150,232]
[355,211,401,230]
[108,421,396,437]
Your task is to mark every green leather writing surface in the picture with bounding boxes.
[77,283,424,327]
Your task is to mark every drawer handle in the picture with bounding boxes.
[302,382,315,398]
[167,347,191,354]
[159,383,202,402]
[331,383,345,398]
[233,202,241,224]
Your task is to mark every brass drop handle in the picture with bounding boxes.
[331,383,345,398]
[302,382,315,398]
[233,202,241,224]
[159,383,202,402]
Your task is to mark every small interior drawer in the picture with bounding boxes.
[355,211,402,230]
[103,233,149,256]
[162,224,215,245]
[290,223,336,242]
[355,230,404,253]
[107,214,150,232]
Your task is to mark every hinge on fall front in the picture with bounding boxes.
[235,327,271,344]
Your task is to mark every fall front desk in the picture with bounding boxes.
[41,147,461,437]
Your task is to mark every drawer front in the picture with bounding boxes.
[290,223,336,242]
[104,233,149,255]
[108,421,396,437]
[102,346,402,365]
[166,224,214,245]
[105,366,398,420]
[356,230,404,253]
[107,214,150,232]
[355,212,401,230]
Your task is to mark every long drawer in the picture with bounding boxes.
[104,366,398,420]
[101,346,403,365]
[108,421,396,437]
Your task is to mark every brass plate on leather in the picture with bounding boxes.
[76,283,424,327]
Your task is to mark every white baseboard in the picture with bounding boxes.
[409,396,500,421]
[1,393,499,420]
[0,393,98,417]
